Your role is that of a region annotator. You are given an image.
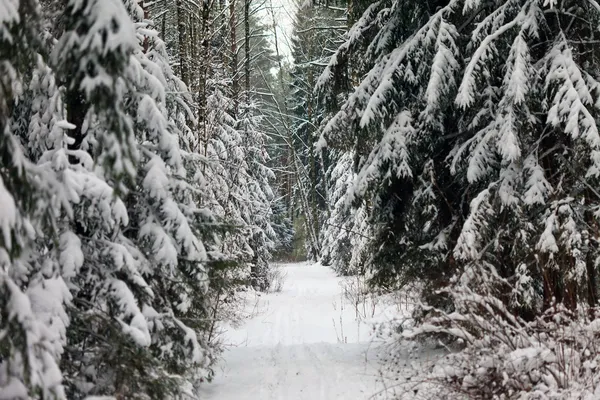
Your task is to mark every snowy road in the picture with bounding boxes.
[200,262,386,400]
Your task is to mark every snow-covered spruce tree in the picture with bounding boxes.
[3,0,230,397]
[238,100,277,290]
[204,48,277,292]
[238,0,278,289]
[122,0,218,392]
[37,1,215,397]
[53,0,140,192]
[319,150,373,276]
[0,1,71,397]
[317,0,462,304]
[288,0,348,260]
[270,195,294,260]
[192,0,278,291]
[197,14,256,286]
[148,0,252,306]
[46,2,158,396]
[320,0,600,396]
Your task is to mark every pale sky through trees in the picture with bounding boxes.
[263,0,297,61]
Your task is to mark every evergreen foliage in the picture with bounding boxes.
[308,1,600,396]
[288,0,348,260]
[11,0,600,396]
[320,0,600,314]
[0,0,280,397]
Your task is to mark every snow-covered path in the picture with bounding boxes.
[200,262,385,400]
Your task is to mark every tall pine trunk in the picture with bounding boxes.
[176,0,189,86]
[229,0,238,116]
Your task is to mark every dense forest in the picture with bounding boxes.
[2,0,600,398]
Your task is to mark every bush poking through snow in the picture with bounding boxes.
[265,265,287,293]
[398,286,600,399]
[341,274,381,321]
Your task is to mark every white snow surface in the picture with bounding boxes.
[201,262,390,400]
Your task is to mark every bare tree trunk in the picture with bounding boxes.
[229,0,238,116]
[244,0,259,287]
[306,66,320,251]
[268,1,293,217]
[198,0,212,152]
[244,0,250,104]
[189,12,197,92]
[66,91,89,164]
[176,0,189,86]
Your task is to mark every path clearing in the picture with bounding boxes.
[200,262,387,400]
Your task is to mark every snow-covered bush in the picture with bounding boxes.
[399,281,600,399]
[342,273,382,321]
[265,265,287,293]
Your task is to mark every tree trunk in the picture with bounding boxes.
[198,0,212,152]
[66,91,89,160]
[244,0,250,103]
[229,0,238,116]
[189,12,197,92]
[176,0,189,86]
[244,0,258,287]
[269,0,293,216]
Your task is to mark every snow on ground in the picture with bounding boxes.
[200,262,401,400]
